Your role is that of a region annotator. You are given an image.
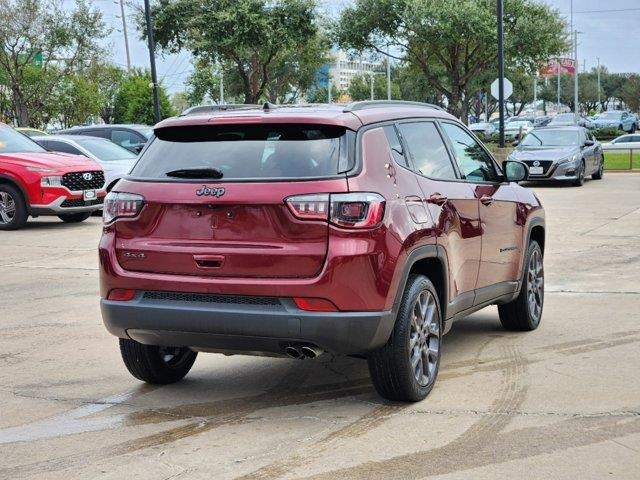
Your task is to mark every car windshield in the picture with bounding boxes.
[77,138,137,161]
[598,112,622,120]
[520,130,581,147]
[0,126,47,153]
[130,124,352,180]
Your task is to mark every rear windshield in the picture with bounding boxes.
[130,124,354,180]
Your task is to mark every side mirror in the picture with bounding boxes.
[584,139,595,147]
[502,160,528,183]
[511,140,519,147]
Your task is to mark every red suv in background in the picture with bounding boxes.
[0,124,106,230]
[99,102,545,402]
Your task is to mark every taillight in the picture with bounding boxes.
[285,192,385,229]
[103,192,144,224]
[285,194,329,220]
[330,193,385,228]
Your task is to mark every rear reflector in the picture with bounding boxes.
[107,289,136,301]
[285,192,385,229]
[293,297,338,312]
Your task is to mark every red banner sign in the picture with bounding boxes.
[539,58,576,77]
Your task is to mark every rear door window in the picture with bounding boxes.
[130,124,353,180]
[47,140,82,155]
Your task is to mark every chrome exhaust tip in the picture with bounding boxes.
[300,345,323,359]
[285,346,302,359]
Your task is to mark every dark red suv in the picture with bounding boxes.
[99,102,545,401]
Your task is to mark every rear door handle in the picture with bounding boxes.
[480,195,494,206]
[426,193,448,206]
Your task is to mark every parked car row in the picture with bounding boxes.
[0,123,149,230]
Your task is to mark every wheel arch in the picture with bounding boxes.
[0,175,29,212]
[391,245,449,324]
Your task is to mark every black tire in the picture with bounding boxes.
[592,156,604,180]
[631,123,637,134]
[119,338,197,384]
[0,183,28,230]
[367,274,442,402]
[498,241,544,331]
[58,212,92,223]
[573,160,585,186]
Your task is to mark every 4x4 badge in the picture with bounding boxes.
[196,186,225,197]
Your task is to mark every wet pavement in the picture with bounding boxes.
[1,173,639,479]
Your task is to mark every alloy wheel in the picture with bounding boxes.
[0,191,16,225]
[527,248,544,323]
[408,290,441,387]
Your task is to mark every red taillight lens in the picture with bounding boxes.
[103,192,144,224]
[285,192,385,229]
[293,297,338,312]
[330,193,385,228]
[107,289,136,301]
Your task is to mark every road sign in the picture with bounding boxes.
[491,77,512,100]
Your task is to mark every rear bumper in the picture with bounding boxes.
[101,293,395,356]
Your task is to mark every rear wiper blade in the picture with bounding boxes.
[165,167,223,179]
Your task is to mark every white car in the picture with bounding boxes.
[33,135,138,191]
[468,122,497,136]
[601,134,640,151]
[504,120,534,139]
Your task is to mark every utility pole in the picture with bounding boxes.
[327,78,332,104]
[497,0,505,147]
[574,29,579,120]
[557,61,561,112]
[533,74,537,119]
[219,72,224,105]
[118,0,131,74]
[386,45,391,100]
[370,72,374,101]
[597,57,601,110]
[143,0,161,123]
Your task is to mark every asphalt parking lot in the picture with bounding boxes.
[1,173,639,479]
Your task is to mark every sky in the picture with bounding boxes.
[89,0,640,94]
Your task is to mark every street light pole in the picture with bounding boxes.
[143,0,161,124]
[497,0,505,147]
[386,45,391,100]
[574,29,579,121]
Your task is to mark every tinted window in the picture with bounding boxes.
[383,125,409,168]
[111,130,145,148]
[130,124,351,180]
[47,140,82,155]
[440,123,500,183]
[397,122,457,180]
[0,127,46,153]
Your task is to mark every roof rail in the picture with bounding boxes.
[179,104,261,116]
[343,100,445,113]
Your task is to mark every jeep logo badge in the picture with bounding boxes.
[196,186,226,197]
[83,173,93,181]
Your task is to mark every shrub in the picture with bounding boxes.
[592,127,625,141]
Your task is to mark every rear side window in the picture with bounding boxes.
[130,124,354,180]
[47,140,82,155]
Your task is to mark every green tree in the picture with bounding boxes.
[335,0,567,122]
[618,75,640,113]
[88,63,125,124]
[148,0,330,104]
[113,70,175,124]
[0,0,108,126]
[347,71,401,101]
[53,72,101,128]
